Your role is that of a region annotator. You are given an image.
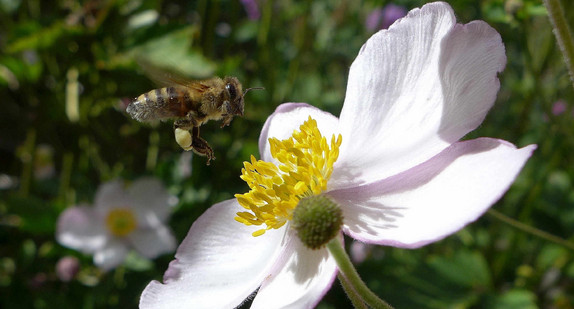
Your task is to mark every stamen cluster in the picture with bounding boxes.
[235,117,342,237]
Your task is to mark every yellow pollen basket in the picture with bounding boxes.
[234,116,342,237]
[106,208,137,237]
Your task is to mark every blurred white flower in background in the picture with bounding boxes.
[56,177,177,271]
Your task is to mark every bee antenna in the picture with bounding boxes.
[243,87,265,97]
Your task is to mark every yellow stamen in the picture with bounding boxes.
[235,117,342,237]
[106,208,137,237]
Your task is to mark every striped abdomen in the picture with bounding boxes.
[126,87,195,122]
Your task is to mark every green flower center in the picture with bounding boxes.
[292,195,343,249]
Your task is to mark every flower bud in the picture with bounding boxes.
[56,256,80,282]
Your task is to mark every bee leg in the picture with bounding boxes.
[190,126,215,165]
[174,119,195,151]
[220,114,233,128]
[173,119,215,165]
[174,128,193,151]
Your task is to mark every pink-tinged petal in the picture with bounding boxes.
[140,199,287,309]
[251,231,338,309]
[129,225,176,258]
[328,138,536,248]
[436,20,506,143]
[127,177,174,227]
[94,180,129,215]
[334,2,506,189]
[94,239,129,271]
[56,205,108,253]
[259,103,340,162]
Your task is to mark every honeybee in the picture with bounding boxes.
[126,76,262,165]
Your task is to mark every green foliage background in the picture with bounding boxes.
[1,0,573,308]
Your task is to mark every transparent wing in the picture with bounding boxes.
[136,58,211,91]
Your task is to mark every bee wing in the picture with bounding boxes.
[186,81,211,93]
[136,58,210,90]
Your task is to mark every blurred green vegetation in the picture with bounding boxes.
[1,0,574,308]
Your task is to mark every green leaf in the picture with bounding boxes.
[6,22,82,53]
[5,195,59,235]
[0,55,43,83]
[486,289,538,309]
[427,250,492,288]
[131,27,216,79]
[536,244,569,269]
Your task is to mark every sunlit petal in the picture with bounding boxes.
[252,232,338,309]
[334,2,506,188]
[140,199,287,309]
[329,138,535,248]
[259,103,340,163]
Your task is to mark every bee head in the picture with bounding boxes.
[223,77,244,117]
[223,77,264,117]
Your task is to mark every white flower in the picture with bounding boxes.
[140,2,536,308]
[56,177,177,271]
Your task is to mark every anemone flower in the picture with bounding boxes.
[57,178,176,271]
[140,2,536,308]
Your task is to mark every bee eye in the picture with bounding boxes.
[226,83,237,100]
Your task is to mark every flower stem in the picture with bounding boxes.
[146,130,159,171]
[488,209,574,251]
[326,239,394,309]
[543,0,574,88]
[18,129,36,196]
[338,273,369,309]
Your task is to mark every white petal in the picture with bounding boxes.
[328,138,535,248]
[334,2,506,188]
[127,177,174,227]
[259,103,340,162]
[140,199,287,309]
[251,231,338,309]
[129,225,176,258]
[94,179,129,215]
[56,205,108,253]
[94,239,129,271]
